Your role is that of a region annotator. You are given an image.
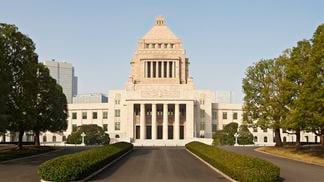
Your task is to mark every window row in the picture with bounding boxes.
[145,43,174,49]
[72,111,108,120]
[144,60,176,78]
[222,112,238,120]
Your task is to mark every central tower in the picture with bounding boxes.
[127,16,192,88]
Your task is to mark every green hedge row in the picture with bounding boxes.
[186,142,280,182]
[38,142,133,182]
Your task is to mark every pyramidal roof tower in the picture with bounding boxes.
[127,16,193,89]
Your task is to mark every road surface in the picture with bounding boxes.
[91,147,228,182]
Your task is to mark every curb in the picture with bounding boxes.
[255,148,324,167]
[185,149,237,182]
[0,148,66,164]
[40,148,134,182]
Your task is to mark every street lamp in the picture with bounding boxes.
[81,132,86,146]
[234,133,239,146]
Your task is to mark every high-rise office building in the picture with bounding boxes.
[44,60,78,103]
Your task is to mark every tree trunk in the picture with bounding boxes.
[1,133,5,143]
[34,131,40,147]
[295,128,301,149]
[274,128,283,147]
[17,130,24,150]
[321,128,324,145]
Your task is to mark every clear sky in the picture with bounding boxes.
[1,1,323,103]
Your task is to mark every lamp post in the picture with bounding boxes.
[234,133,239,146]
[81,132,86,146]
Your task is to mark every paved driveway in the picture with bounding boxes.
[221,146,324,182]
[0,147,89,182]
[91,147,228,182]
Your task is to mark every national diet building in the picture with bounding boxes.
[38,16,316,146]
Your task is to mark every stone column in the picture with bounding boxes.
[152,103,157,140]
[140,104,145,140]
[174,103,180,140]
[186,102,194,139]
[163,103,168,140]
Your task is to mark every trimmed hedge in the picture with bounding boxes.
[186,142,280,182]
[38,142,133,182]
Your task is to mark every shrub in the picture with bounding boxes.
[186,142,280,182]
[66,124,110,145]
[38,142,133,182]
[238,124,254,145]
[213,122,238,146]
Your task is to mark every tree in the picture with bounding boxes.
[67,124,110,145]
[212,122,238,146]
[307,24,324,145]
[0,23,38,149]
[282,40,312,147]
[31,64,68,146]
[237,124,254,145]
[243,59,289,147]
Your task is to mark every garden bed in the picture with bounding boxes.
[186,141,280,182]
[0,146,55,162]
[38,142,133,182]
[256,146,324,167]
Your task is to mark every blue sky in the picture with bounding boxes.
[1,1,323,103]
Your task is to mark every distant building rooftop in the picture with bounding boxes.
[72,93,108,104]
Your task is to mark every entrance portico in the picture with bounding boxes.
[131,101,194,144]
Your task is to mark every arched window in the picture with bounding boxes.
[115,134,120,138]
[254,136,258,142]
[264,136,268,143]
[43,135,47,142]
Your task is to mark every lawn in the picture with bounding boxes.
[0,145,55,162]
[257,145,324,166]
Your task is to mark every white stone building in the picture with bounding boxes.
[38,16,318,146]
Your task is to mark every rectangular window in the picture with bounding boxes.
[72,112,77,119]
[200,109,205,118]
[164,62,167,77]
[263,128,268,133]
[145,44,149,48]
[92,112,98,119]
[222,112,227,120]
[82,112,87,119]
[103,112,108,119]
[158,44,162,48]
[115,109,120,117]
[147,62,151,78]
[212,111,217,120]
[233,112,238,120]
[72,124,77,132]
[158,61,162,78]
[115,100,120,105]
[169,62,173,78]
[103,124,108,131]
[170,44,174,48]
[153,61,156,78]
[200,122,205,130]
[212,124,217,132]
[115,122,120,131]
[253,127,258,132]
[164,43,168,48]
